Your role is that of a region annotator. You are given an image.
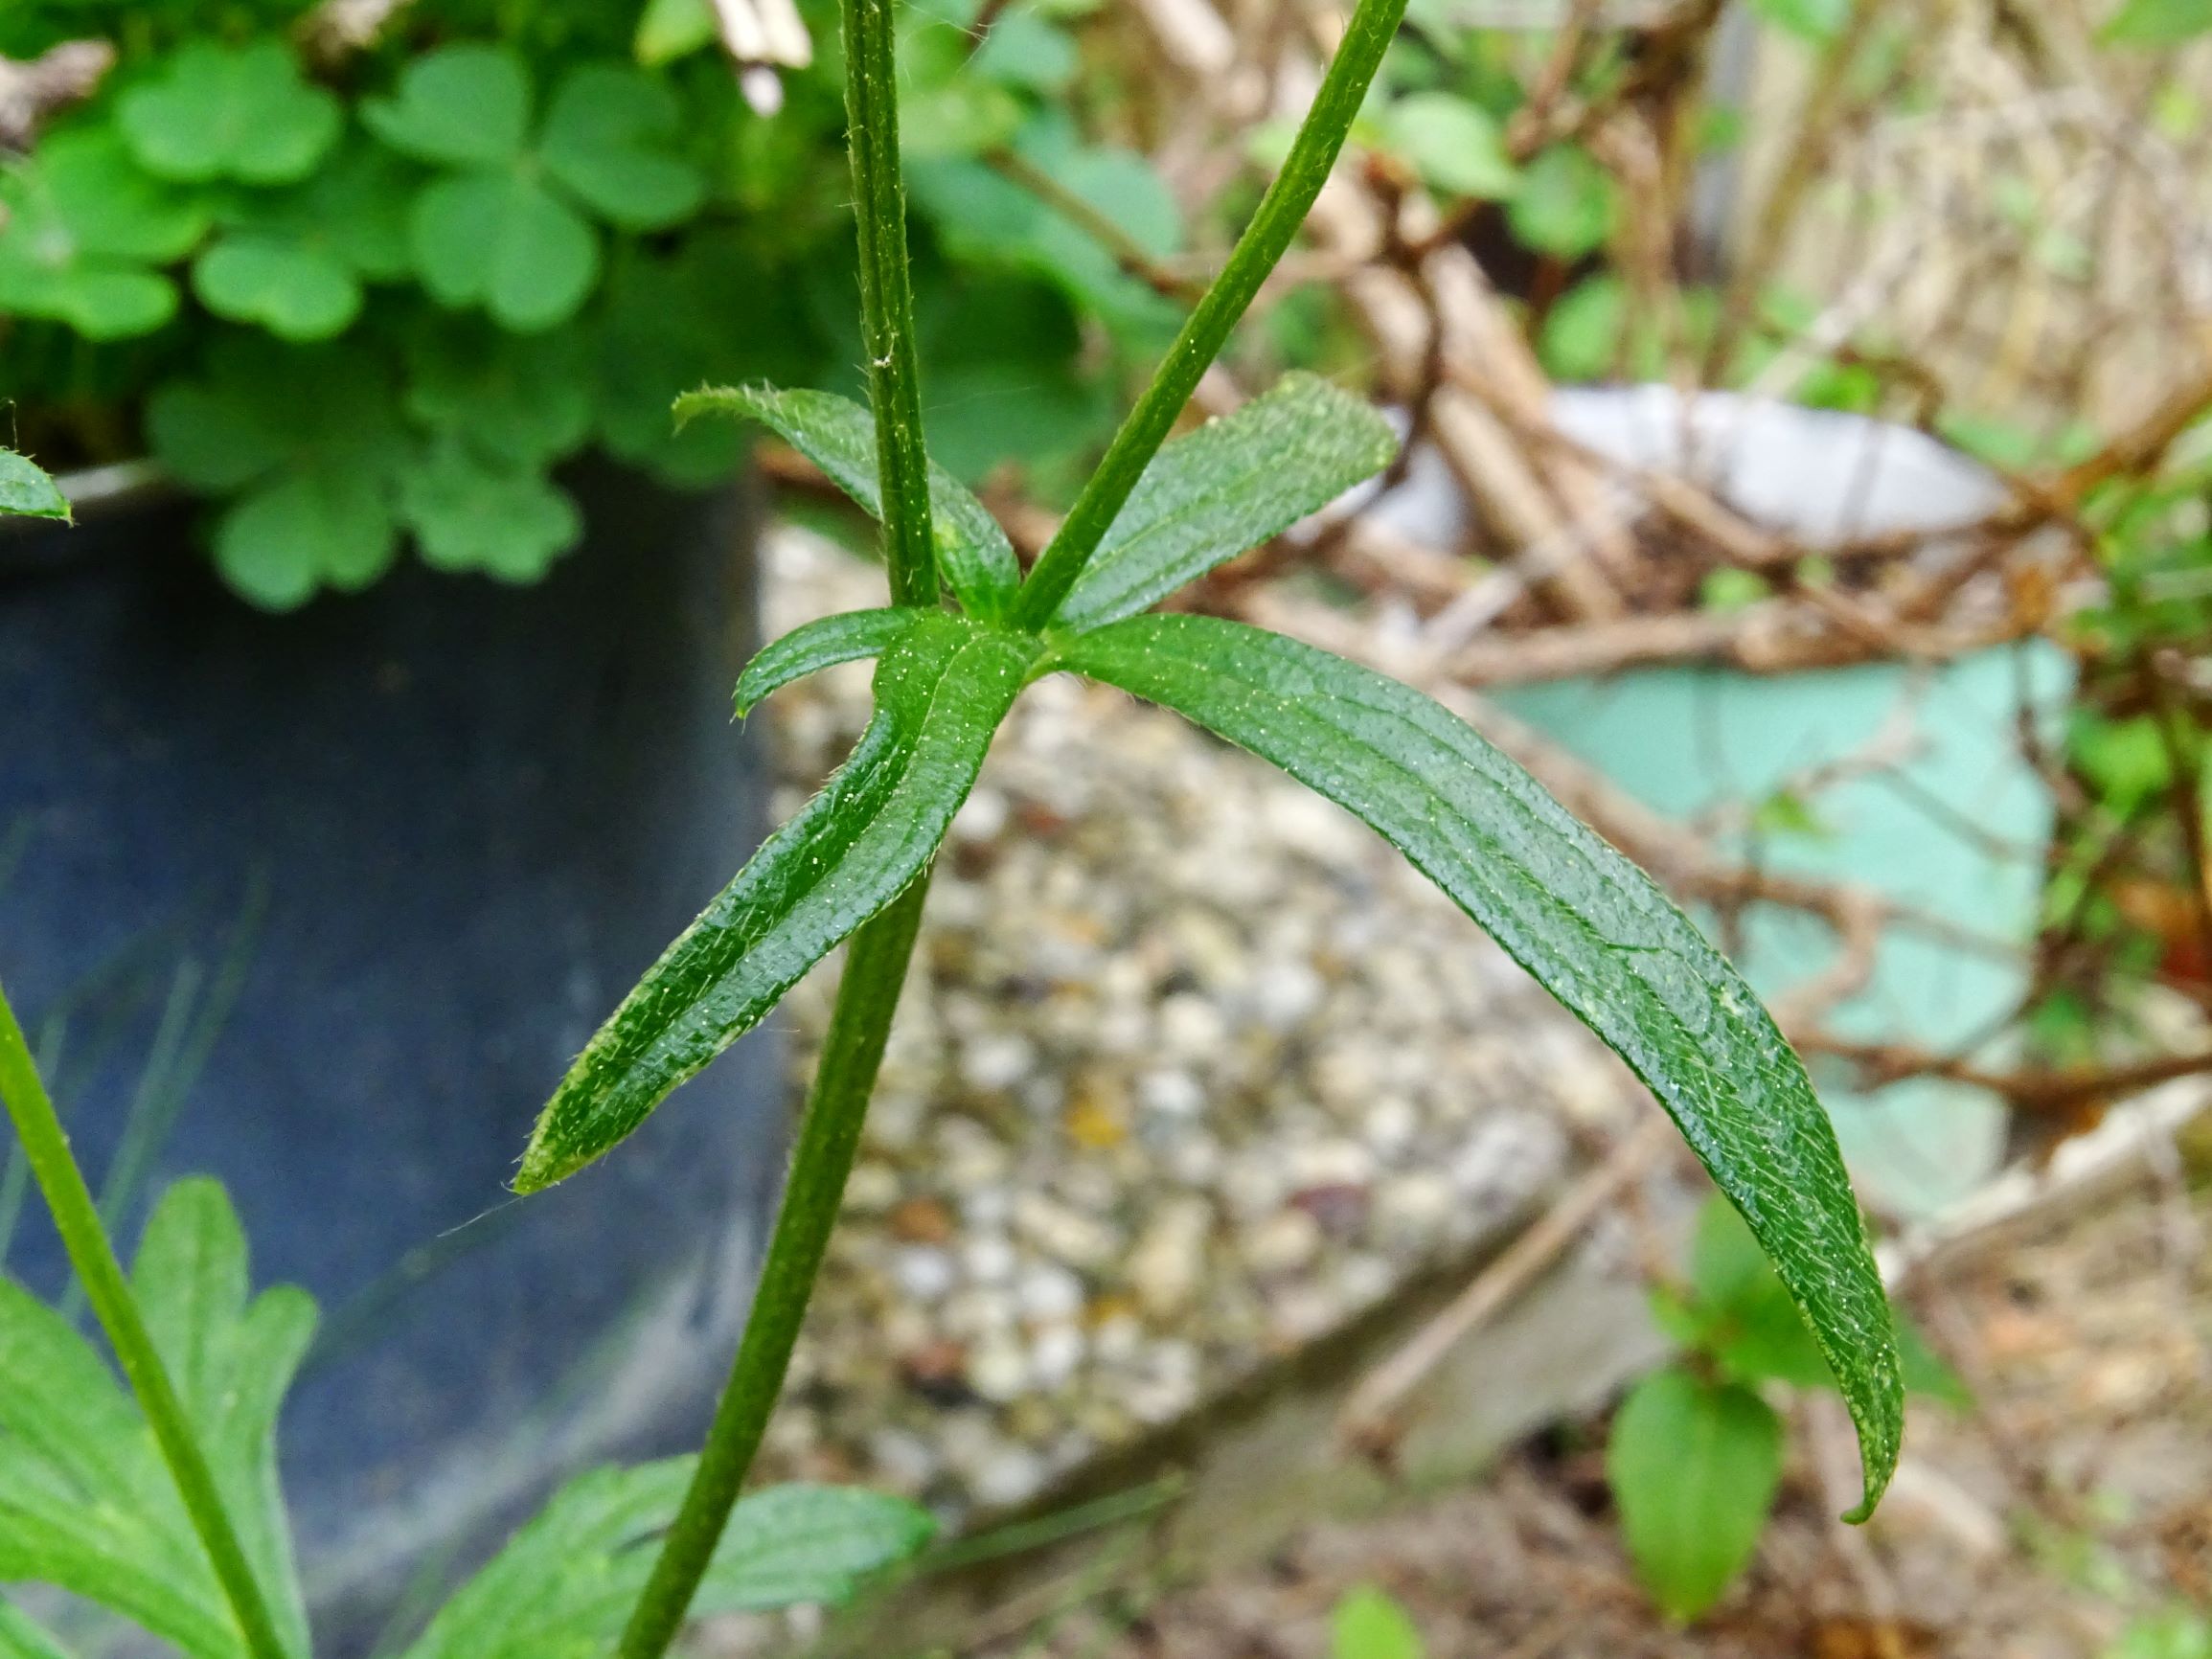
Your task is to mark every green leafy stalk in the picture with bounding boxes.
[0,981,294,1659]
[614,877,932,1659]
[842,0,937,606]
[1014,0,1409,627]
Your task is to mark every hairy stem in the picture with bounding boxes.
[0,979,293,1659]
[1014,0,1411,628]
[844,0,937,606]
[615,876,932,1659]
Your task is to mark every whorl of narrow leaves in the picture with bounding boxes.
[528,363,1902,1511]
[1053,615,1903,1512]
[515,612,1037,1192]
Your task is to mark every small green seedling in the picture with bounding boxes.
[1608,1197,1967,1622]
[1331,1585,1425,1659]
[0,1,1904,1655]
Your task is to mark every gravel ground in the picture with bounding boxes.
[742,528,1642,1522]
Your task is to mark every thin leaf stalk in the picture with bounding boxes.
[1014,0,1412,628]
[843,0,937,607]
[0,978,294,1659]
[615,875,933,1659]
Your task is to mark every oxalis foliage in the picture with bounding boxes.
[0,0,1900,1652]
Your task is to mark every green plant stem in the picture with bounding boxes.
[0,978,292,1659]
[843,0,937,607]
[615,875,932,1659]
[1014,0,1411,628]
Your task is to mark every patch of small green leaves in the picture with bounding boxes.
[189,141,419,343]
[0,127,209,339]
[0,451,70,522]
[146,335,412,609]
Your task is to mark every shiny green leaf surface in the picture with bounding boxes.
[1056,615,1901,1512]
[517,613,1038,1191]
[1052,372,1397,631]
[733,608,927,716]
[678,385,1020,619]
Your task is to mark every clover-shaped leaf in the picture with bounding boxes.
[399,442,582,582]
[191,238,357,340]
[146,335,411,609]
[364,46,704,330]
[537,65,704,230]
[187,141,417,341]
[412,170,598,331]
[118,39,341,187]
[0,127,208,339]
[404,319,594,466]
[361,45,531,169]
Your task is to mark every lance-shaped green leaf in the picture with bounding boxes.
[0,1179,313,1659]
[1,452,71,522]
[1052,373,1398,631]
[734,609,927,716]
[676,385,1020,620]
[403,1468,932,1659]
[518,613,1036,1191]
[1056,615,1902,1513]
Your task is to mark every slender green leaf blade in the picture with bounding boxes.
[1053,374,1397,631]
[734,608,926,716]
[1057,616,1901,1511]
[1608,1367,1782,1621]
[676,385,1020,620]
[0,452,71,522]
[517,614,1036,1191]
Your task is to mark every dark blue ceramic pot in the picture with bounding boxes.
[0,465,785,1646]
